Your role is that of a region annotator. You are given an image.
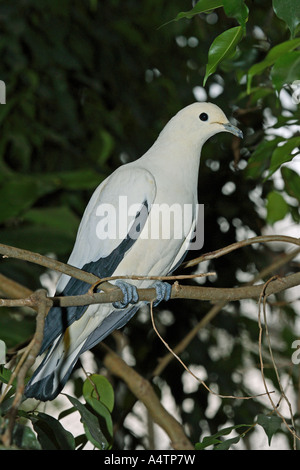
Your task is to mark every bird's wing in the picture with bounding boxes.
[57,165,157,292]
[167,203,198,274]
[41,166,157,353]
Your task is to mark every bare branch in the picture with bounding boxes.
[1,289,51,447]
[0,273,32,300]
[1,272,299,309]
[0,243,114,293]
[183,235,300,268]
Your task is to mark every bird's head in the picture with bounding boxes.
[161,102,243,148]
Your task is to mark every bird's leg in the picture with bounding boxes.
[152,281,172,307]
[113,280,139,309]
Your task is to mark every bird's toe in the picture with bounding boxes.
[113,280,139,309]
[153,281,172,307]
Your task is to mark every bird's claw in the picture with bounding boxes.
[113,280,139,309]
[113,280,171,309]
[152,281,172,307]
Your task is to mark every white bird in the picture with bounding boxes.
[24,102,242,401]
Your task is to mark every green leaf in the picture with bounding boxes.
[273,0,300,38]
[160,0,224,27]
[66,394,109,450]
[215,434,241,450]
[195,424,250,449]
[266,191,289,224]
[195,437,222,449]
[0,365,13,385]
[83,374,114,413]
[58,406,77,421]
[0,178,52,223]
[12,422,42,450]
[223,0,248,27]
[203,26,244,85]
[281,166,300,201]
[247,38,300,93]
[87,129,115,166]
[49,169,105,190]
[23,206,79,232]
[30,412,76,450]
[245,137,284,179]
[83,375,114,440]
[0,310,36,349]
[163,0,248,27]
[271,51,300,92]
[0,225,75,255]
[266,136,300,179]
[257,414,282,445]
[86,397,113,439]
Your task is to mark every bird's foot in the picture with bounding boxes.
[152,281,172,307]
[113,280,139,309]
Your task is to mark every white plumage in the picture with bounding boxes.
[25,102,242,401]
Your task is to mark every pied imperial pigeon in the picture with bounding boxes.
[25,102,242,401]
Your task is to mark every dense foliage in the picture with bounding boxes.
[0,0,299,450]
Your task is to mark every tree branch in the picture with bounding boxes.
[182,235,300,268]
[1,271,299,310]
[1,289,51,447]
[101,344,194,450]
[0,273,32,300]
[0,243,114,293]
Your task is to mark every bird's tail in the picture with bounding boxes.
[24,333,83,401]
[24,303,139,401]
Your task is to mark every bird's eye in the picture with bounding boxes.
[199,112,209,121]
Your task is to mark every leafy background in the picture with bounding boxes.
[0,0,300,450]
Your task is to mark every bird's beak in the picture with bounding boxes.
[223,122,243,139]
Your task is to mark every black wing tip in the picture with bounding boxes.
[24,374,63,402]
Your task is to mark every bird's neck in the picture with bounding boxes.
[141,136,203,190]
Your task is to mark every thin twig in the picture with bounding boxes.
[153,245,300,377]
[80,362,100,401]
[257,278,300,447]
[87,272,215,294]
[183,235,300,268]
[149,302,270,401]
[152,300,226,377]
